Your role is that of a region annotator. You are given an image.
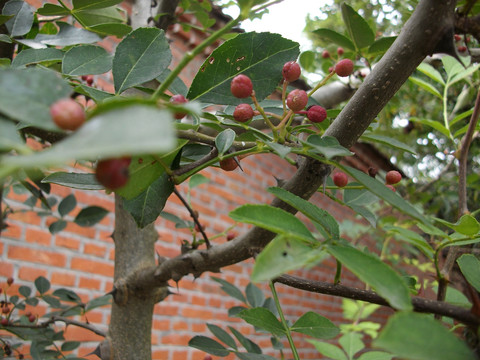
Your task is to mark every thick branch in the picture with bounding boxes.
[129,0,459,292]
[275,275,480,327]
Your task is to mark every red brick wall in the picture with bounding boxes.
[0,1,395,359]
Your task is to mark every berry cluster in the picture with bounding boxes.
[331,169,402,191]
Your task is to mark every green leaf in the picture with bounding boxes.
[0,118,26,153]
[299,50,315,72]
[156,68,188,97]
[442,55,465,78]
[339,332,364,359]
[207,324,237,350]
[383,225,434,259]
[435,214,480,236]
[416,62,445,85]
[237,308,285,336]
[112,27,171,94]
[304,135,353,160]
[19,285,31,298]
[338,165,431,227]
[74,206,108,227]
[230,204,316,243]
[457,254,480,292]
[74,7,125,27]
[35,276,50,295]
[409,77,442,99]
[58,194,77,217]
[123,173,174,228]
[306,339,347,360]
[85,294,111,311]
[37,4,70,16]
[268,187,339,239]
[228,326,262,354]
[360,133,416,154]
[42,172,104,190]
[33,22,101,46]
[72,0,123,10]
[1,105,177,174]
[449,64,480,87]
[88,22,132,37]
[211,277,246,303]
[311,28,355,51]
[266,142,291,158]
[52,288,82,303]
[367,36,396,54]
[252,236,327,283]
[62,45,112,75]
[187,32,299,105]
[11,48,64,68]
[409,117,451,138]
[216,128,236,156]
[357,351,393,360]
[188,336,230,357]
[74,84,114,103]
[245,283,264,308]
[3,0,33,37]
[291,312,339,339]
[235,353,277,360]
[328,245,412,311]
[374,312,475,360]
[0,68,71,131]
[49,220,67,234]
[343,185,377,207]
[341,3,375,50]
[189,173,210,188]
[61,341,81,352]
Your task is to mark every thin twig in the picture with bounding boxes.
[274,274,480,326]
[173,187,211,249]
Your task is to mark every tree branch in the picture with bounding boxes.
[274,274,480,327]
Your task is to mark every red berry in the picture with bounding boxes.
[454,34,462,42]
[458,45,467,52]
[334,59,354,77]
[226,232,236,241]
[282,61,301,82]
[50,98,86,131]
[95,157,131,190]
[321,50,330,59]
[368,167,378,178]
[307,105,327,123]
[333,172,348,188]
[286,89,308,112]
[83,75,94,86]
[1,318,8,326]
[6,277,13,286]
[170,94,188,119]
[28,314,36,323]
[385,184,396,192]
[219,158,238,171]
[204,356,213,360]
[233,103,254,123]
[230,74,253,98]
[2,306,10,314]
[337,47,344,56]
[385,170,402,185]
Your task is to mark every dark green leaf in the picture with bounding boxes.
[237,308,285,336]
[216,128,236,156]
[368,36,396,54]
[19,285,31,298]
[160,211,191,229]
[211,277,246,303]
[341,3,375,50]
[188,336,230,356]
[62,45,112,75]
[123,173,174,228]
[230,204,316,243]
[61,341,80,351]
[328,245,412,311]
[384,225,434,259]
[37,4,70,16]
[228,306,248,317]
[74,84,114,103]
[43,295,62,308]
[112,27,171,94]
[268,187,339,239]
[228,326,262,354]
[252,236,327,282]
[235,353,277,360]
[312,28,355,51]
[0,68,71,131]
[188,32,299,105]
[72,0,123,11]
[457,254,480,292]
[49,219,67,234]
[88,22,132,37]
[291,312,339,339]
[33,22,101,46]
[245,283,264,308]
[156,68,188,97]
[0,118,26,152]
[11,48,63,68]
[360,133,416,154]
[58,194,77,217]
[52,288,82,303]
[85,294,111,311]
[3,0,33,37]
[35,276,50,295]
[74,206,108,227]
[42,173,103,190]
[374,312,475,360]
[409,117,451,138]
[207,324,237,349]
[304,135,353,159]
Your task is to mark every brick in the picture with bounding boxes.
[0,242,3,255]
[55,234,80,250]
[182,307,213,320]
[161,333,191,345]
[79,276,102,290]
[25,228,51,246]
[153,319,170,331]
[9,211,42,226]
[51,271,76,287]
[62,221,96,238]
[64,325,104,342]
[172,349,189,360]
[71,258,113,277]
[0,262,14,277]
[8,246,66,267]
[152,349,170,359]
[2,223,22,239]
[18,266,48,282]
[84,243,107,257]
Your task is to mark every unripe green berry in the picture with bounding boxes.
[233,103,254,122]
[282,61,301,82]
[307,105,327,123]
[286,89,308,112]
[230,74,253,98]
[333,172,348,188]
[334,59,354,77]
